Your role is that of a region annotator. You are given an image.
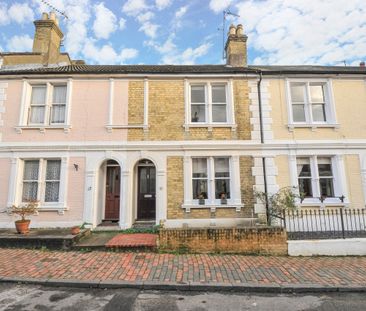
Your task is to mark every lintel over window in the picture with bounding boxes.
[286,79,338,130]
[184,79,236,131]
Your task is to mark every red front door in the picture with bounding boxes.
[105,166,120,220]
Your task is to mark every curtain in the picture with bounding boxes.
[30,106,45,124]
[191,85,205,103]
[214,158,229,177]
[212,85,226,103]
[192,158,207,177]
[22,160,39,201]
[45,160,61,202]
[53,85,67,103]
[23,160,39,180]
[51,105,66,123]
[31,86,46,105]
[46,160,61,180]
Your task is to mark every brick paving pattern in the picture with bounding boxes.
[105,234,157,248]
[0,249,365,287]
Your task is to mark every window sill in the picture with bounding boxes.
[183,123,237,132]
[288,123,340,132]
[105,124,149,133]
[35,205,68,215]
[6,205,68,216]
[182,203,244,213]
[297,198,349,208]
[15,125,72,134]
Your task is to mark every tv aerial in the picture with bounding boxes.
[218,9,240,59]
[40,0,69,20]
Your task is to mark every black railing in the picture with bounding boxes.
[281,208,366,240]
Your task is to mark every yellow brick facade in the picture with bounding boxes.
[127,79,251,141]
[166,156,256,220]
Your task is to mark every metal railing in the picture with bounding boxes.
[282,208,366,240]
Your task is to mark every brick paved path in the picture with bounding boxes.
[0,248,365,287]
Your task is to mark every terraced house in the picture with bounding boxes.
[0,13,365,230]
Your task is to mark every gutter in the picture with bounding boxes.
[256,70,270,225]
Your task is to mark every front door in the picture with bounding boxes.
[104,165,120,220]
[137,165,156,220]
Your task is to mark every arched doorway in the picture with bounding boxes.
[103,160,121,222]
[136,159,156,221]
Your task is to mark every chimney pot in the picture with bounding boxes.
[225,23,248,67]
[229,24,236,36]
[236,24,244,36]
[360,61,365,68]
[41,12,48,20]
[49,11,56,21]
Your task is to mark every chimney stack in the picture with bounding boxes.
[32,12,64,65]
[225,24,248,67]
[360,61,365,68]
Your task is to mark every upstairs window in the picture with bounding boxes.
[50,85,67,124]
[29,86,47,124]
[288,81,336,126]
[28,84,67,125]
[190,83,230,124]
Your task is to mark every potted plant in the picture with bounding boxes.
[198,193,205,205]
[70,225,80,235]
[10,201,38,234]
[220,193,227,205]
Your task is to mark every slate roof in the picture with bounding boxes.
[0,64,365,75]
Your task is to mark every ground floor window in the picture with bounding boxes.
[22,159,61,203]
[296,156,336,200]
[192,157,231,203]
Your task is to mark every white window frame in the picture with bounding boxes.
[182,155,243,212]
[286,79,338,130]
[7,157,69,214]
[290,154,348,206]
[16,79,72,133]
[184,79,236,131]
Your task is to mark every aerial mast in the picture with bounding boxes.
[221,9,240,59]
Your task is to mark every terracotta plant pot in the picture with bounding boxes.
[15,219,30,234]
[71,226,80,235]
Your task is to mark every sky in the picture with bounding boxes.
[0,0,365,66]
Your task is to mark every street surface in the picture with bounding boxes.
[0,283,365,311]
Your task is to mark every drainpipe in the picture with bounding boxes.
[256,70,270,225]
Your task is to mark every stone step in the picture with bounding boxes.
[105,233,157,251]
[132,221,156,230]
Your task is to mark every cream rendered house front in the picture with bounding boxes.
[266,75,366,210]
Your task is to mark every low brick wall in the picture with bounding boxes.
[158,227,287,255]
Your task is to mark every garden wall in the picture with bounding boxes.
[158,227,287,255]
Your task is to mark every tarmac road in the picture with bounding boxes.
[0,283,365,311]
